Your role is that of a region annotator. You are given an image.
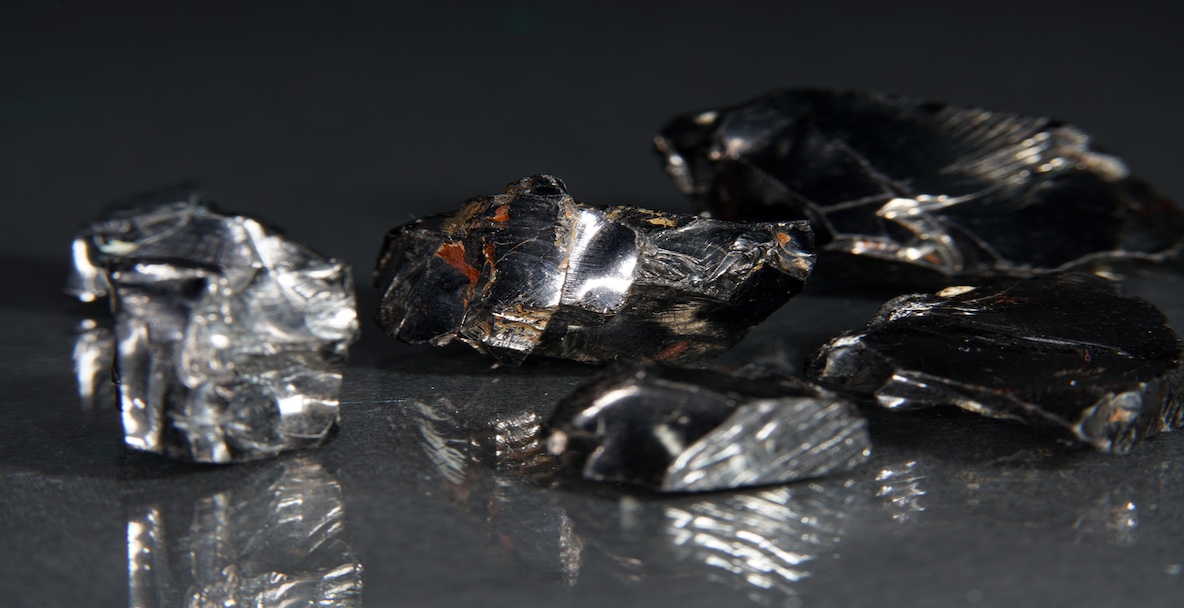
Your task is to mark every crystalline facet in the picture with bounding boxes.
[655,89,1184,280]
[544,364,870,492]
[374,174,815,365]
[68,190,359,462]
[808,273,1184,452]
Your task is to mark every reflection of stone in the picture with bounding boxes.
[126,459,363,607]
[408,396,582,586]
[490,476,583,587]
[413,399,473,493]
[874,460,926,524]
[488,411,557,478]
[562,478,859,607]
[67,191,359,462]
[665,484,849,605]
[72,319,115,410]
[1072,488,1138,547]
[947,447,1157,547]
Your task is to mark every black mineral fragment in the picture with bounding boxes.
[544,364,870,492]
[374,175,815,365]
[656,89,1184,281]
[808,273,1184,452]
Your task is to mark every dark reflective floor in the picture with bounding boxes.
[3,3,1184,607]
[4,273,1184,607]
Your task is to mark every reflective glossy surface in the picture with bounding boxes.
[5,275,1184,607]
[545,364,870,492]
[68,192,360,462]
[656,89,1184,281]
[126,458,363,607]
[810,274,1184,452]
[374,175,814,365]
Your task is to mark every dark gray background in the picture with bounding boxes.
[3,2,1184,607]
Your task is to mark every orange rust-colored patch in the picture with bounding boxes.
[491,204,511,223]
[656,340,693,362]
[483,242,498,285]
[435,242,480,287]
[775,232,791,247]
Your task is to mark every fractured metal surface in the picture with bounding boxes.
[545,363,870,492]
[67,190,359,462]
[809,273,1184,452]
[374,174,815,365]
[656,89,1184,281]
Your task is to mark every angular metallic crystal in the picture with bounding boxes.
[808,273,1184,452]
[656,89,1184,280]
[67,190,359,462]
[127,459,363,607]
[374,174,814,365]
[545,364,870,492]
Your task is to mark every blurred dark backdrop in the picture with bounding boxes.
[2,0,1182,287]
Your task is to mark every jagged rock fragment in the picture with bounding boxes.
[66,189,359,462]
[544,364,870,492]
[808,273,1184,452]
[656,89,1184,280]
[374,174,814,365]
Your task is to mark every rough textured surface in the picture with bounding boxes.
[126,459,363,607]
[67,191,359,462]
[809,273,1184,452]
[545,364,870,492]
[656,89,1184,281]
[374,175,814,365]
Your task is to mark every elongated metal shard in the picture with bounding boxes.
[544,364,870,492]
[374,174,815,365]
[656,89,1184,281]
[808,273,1184,452]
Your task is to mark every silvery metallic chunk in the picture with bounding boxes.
[808,274,1184,453]
[374,175,815,365]
[67,191,359,462]
[544,364,870,492]
[656,89,1184,281]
